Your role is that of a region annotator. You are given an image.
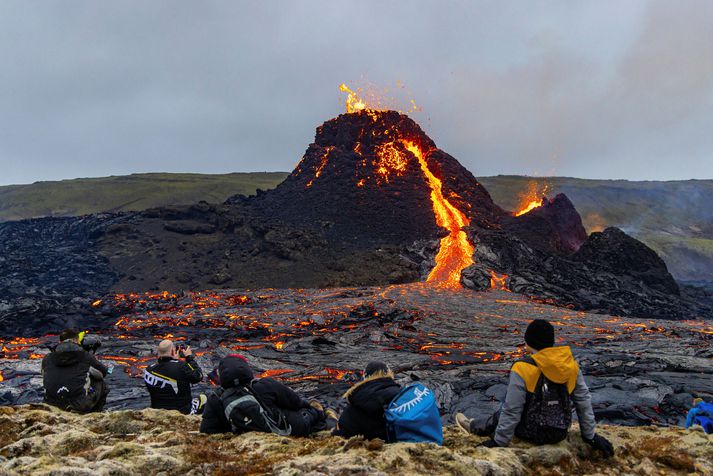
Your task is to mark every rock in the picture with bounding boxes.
[163,221,216,235]
[460,264,491,291]
[209,272,232,285]
[1,406,710,475]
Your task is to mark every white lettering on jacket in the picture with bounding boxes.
[143,370,179,394]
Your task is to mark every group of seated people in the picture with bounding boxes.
[41,319,614,456]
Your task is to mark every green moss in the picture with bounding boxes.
[0,172,288,222]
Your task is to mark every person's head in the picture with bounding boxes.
[157,339,174,358]
[524,319,555,353]
[363,361,391,379]
[59,329,80,343]
[217,355,253,389]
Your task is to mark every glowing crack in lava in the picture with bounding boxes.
[403,141,474,287]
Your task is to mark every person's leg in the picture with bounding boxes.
[287,408,326,436]
[90,380,108,412]
[456,409,500,435]
[470,409,500,435]
[190,394,208,415]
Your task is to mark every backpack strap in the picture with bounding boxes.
[517,355,537,366]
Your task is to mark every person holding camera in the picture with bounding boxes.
[42,328,109,413]
[144,339,206,414]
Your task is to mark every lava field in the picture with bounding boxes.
[1,283,711,428]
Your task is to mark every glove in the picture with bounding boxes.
[480,439,499,448]
[585,434,614,458]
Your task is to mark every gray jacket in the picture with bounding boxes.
[493,368,596,446]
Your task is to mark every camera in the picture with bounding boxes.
[176,344,187,358]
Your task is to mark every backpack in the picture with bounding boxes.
[217,385,292,436]
[515,356,572,444]
[685,401,713,434]
[385,382,443,445]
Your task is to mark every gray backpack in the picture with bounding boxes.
[217,385,292,436]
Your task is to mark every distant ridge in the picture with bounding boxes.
[0,172,289,222]
[1,172,711,281]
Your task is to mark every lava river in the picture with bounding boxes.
[403,140,474,287]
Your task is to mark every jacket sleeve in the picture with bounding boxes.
[493,371,528,446]
[88,353,109,376]
[200,394,231,434]
[265,379,308,410]
[571,370,596,440]
[181,356,203,384]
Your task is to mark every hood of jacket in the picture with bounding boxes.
[343,371,401,414]
[218,356,254,388]
[53,341,86,367]
[531,346,579,392]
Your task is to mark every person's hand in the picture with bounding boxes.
[182,345,193,358]
[585,434,614,457]
[480,439,499,448]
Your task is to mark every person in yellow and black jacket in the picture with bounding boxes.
[455,319,614,457]
[144,339,205,414]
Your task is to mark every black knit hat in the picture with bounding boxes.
[524,319,555,350]
[364,361,390,377]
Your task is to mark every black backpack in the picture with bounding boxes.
[515,356,572,444]
[217,384,292,436]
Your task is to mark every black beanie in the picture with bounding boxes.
[364,361,389,377]
[524,319,555,350]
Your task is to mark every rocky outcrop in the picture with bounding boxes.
[574,227,679,295]
[504,193,588,254]
[466,226,706,319]
[0,405,710,475]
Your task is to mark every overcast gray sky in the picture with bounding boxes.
[1,0,712,185]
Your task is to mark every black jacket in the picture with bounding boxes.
[144,356,203,414]
[333,372,401,440]
[200,357,311,435]
[42,341,109,411]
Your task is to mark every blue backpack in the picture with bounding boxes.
[685,401,713,434]
[385,382,443,445]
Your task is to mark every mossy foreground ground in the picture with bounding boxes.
[0,405,710,475]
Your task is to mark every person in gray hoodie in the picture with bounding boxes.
[455,319,614,457]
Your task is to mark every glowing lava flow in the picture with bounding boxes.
[403,141,474,287]
[514,183,549,216]
[515,199,544,217]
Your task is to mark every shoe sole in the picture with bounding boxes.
[455,418,472,434]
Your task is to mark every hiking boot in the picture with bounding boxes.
[309,400,324,413]
[455,413,473,434]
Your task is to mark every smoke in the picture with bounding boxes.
[440,0,713,180]
[0,0,711,185]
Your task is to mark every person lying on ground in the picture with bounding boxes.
[200,354,327,436]
[455,319,614,457]
[332,361,401,440]
[144,339,206,414]
[42,328,109,413]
